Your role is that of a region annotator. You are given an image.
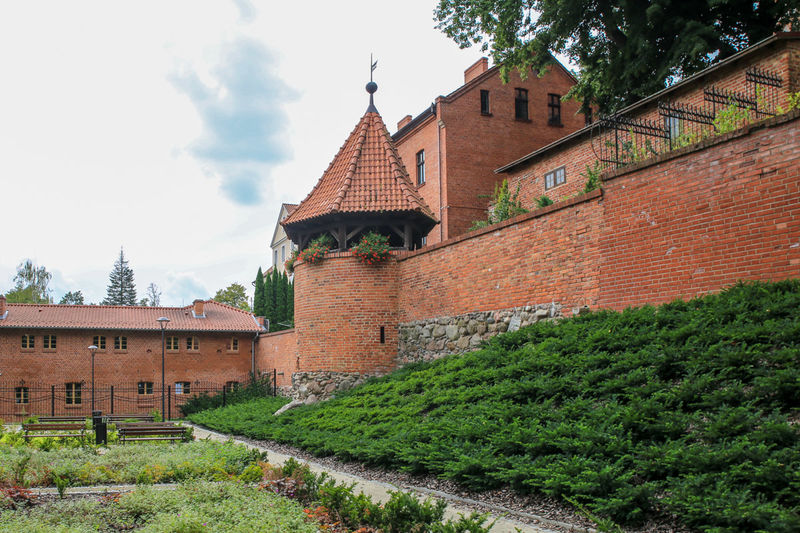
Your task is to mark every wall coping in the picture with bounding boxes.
[259,328,296,338]
[396,188,603,262]
[602,108,800,183]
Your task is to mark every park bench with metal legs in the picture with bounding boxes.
[23,422,86,441]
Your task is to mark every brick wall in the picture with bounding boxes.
[293,252,399,374]
[598,110,800,309]
[255,328,297,388]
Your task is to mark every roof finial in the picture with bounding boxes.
[366,53,378,113]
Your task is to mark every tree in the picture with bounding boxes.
[102,248,137,306]
[253,267,266,317]
[435,0,800,112]
[145,283,161,307]
[213,283,251,311]
[4,260,52,303]
[59,291,85,305]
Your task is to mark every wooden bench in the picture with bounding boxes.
[106,414,155,423]
[23,423,86,441]
[118,424,188,444]
[37,416,88,423]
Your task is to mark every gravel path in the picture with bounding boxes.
[186,423,692,533]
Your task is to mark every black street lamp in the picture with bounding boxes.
[88,345,98,412]
[157,316,170,419]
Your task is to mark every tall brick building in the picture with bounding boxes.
[392,56,588,244]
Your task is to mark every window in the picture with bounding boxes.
[166,336,179,351]
[420,236,427,247]
[667,115,681,140]
[137,381,153,395]
[274,249,278,266]
[175,381,191,395]
[548,94,562,125]
[416,150,425,185]
[15,387,29,404]
[281,245,286,262]
[93,335,106,350]
[65,382,81,405]
[480,89,491,115]
[43,334,57,350]
[228,338,239,352]
[224,381,239,393]
[114,336,127,351]
[545,166,566,190]
[186,336,199,351]
[515,88,529,120]
[21,334,34,349]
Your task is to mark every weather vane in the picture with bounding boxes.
[370,53,378,82]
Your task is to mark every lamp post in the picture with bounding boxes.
[157,317,170,419]
[88,345,98,412]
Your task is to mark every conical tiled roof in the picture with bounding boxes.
[283,111,437,226]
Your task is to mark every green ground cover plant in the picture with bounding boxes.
[0,440,265,487]
[190,280,800,532]
[179,376,285,416]
[0,481,318,532]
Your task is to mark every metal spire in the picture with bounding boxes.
[366,53,378,113]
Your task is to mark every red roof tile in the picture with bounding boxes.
[0,301,262,332]
[283,111,436,226]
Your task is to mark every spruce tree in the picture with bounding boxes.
[254,267,266,317]
[102,248,137,306]
[276,270,288,330]
[264,269,275,330]
[286,276,294,327]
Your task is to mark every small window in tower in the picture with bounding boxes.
[380,326,385,344]
[515,88,529,120]
[480,90,491,115]
[548,94,562,125]
[416,150,425,185]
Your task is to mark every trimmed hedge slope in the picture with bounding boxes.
[191,280,800,532]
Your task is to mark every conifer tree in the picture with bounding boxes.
[275,270,288,329]
[102,248,137,306]
[253,267,266,317]
[264,269,275,329]
[286,276,294,326]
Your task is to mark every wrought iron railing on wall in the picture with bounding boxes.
[591,67,787,170]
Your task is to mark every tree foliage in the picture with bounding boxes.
[469,179,527,230]
[435,0,800,112]
[58,290,85,305]
[259,268,293,331]
[213,283,251,312]
[4,260,52,303]
[142,283,162,307]
[253,267,266,317]
[102,248,137,306]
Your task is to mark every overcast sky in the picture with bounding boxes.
[0,1,544,306]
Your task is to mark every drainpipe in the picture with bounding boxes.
[436,100,444,242]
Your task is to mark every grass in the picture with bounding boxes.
[189,280,800,532]
[0,481,318,532]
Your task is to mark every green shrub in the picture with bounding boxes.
[190,280,800,532]
[179,375,283,416]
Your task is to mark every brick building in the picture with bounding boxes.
[0,296,265,418]
[392,56,588,244]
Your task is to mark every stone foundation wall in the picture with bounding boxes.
[291,371,378,402]
[397,303,565,365]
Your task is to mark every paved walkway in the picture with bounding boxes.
[187,424,593,533]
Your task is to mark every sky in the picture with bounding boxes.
[0,1,538,307]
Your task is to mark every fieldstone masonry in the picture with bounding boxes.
[291,371,377,402]
[397,303,565,365]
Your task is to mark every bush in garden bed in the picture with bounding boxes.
[189,280,800,532]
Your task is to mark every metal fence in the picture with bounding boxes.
[591,66,784,170]
[0,371,277,421]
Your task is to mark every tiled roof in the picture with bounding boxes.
[284,203,298,215]
[0,301,262,332]
[283,111,437,226]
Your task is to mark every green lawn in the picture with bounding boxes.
[190,280,800,532]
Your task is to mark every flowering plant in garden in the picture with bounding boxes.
[351,231,390,265]
[296,234,333,266]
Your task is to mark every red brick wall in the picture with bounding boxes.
[293,252,399,374]
[255,328,297,388]
[396,190,603,321]
[598,111,800,309]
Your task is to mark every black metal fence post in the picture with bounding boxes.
[273,368,277,397]
[222,385,226,407]
[51,385,55,416]
[110,385,114,414]
[167,385,172,420]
